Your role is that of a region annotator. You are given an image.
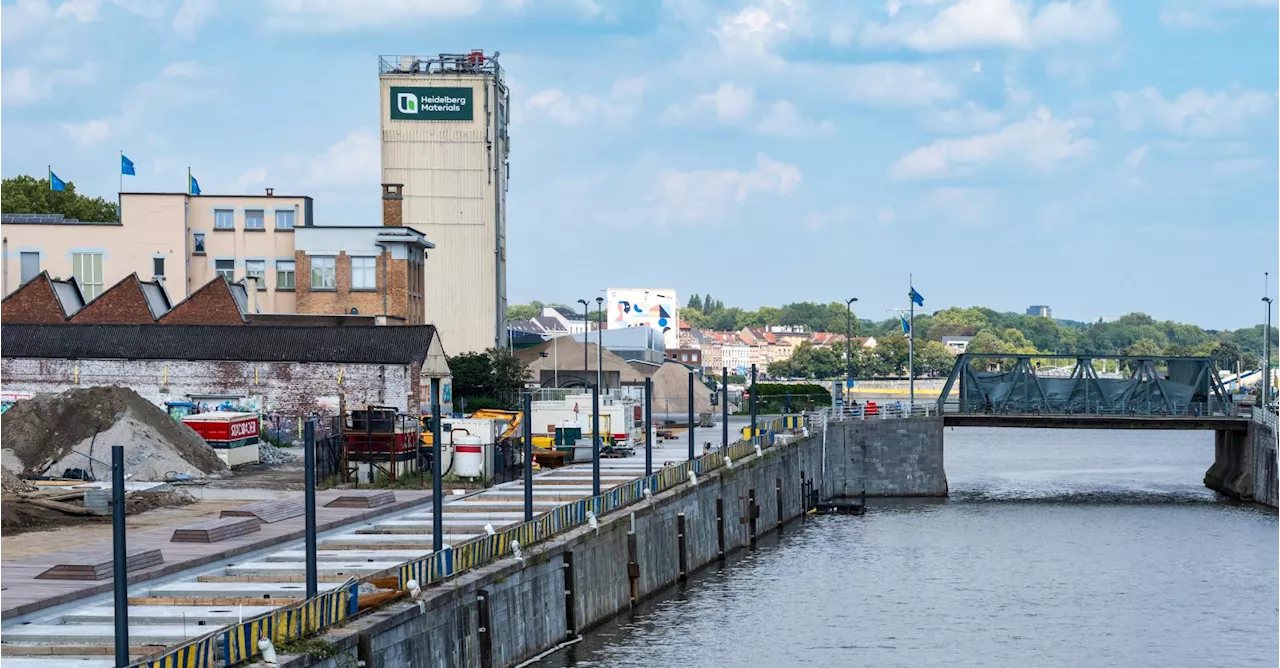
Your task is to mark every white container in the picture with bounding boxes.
[453,434,484,478]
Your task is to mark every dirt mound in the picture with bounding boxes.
[1,489,194,535]
[2,467,32,493]
[1,386,227,481]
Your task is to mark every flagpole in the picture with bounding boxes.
[118,150,123,222]
[909,273,915,406]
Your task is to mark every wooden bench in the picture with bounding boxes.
[35,549,165,581]
[171,517,262,543]
[324,490,396,509]
[220,498,305,524]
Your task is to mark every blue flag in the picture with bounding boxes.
[909,287,924,307]
[121,154,136,176]
[189,173,201,196]
[49,169,66,192]
[900,314,910,337]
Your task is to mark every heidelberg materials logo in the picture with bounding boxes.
[390,86,473,121]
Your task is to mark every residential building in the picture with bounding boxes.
[380,52,509,353]
[2,185,433,329]
[542,306,598,335]
[1026,305,1052,318]
[667,347,702,366]
[942,336,975,354]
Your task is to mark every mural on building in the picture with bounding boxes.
[606,288,680,350]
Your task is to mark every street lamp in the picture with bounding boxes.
[595,297,604,394]
[845,297,858,401]
[577,298,589,384]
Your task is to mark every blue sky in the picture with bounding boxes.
[2,0,1277,329]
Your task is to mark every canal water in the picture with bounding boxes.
[536,427,1278,668]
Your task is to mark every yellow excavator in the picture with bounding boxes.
[419,409,524,445]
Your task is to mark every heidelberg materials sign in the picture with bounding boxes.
[391,87,473,121]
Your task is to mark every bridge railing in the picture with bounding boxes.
[826,402,939,421]
[938,399,1238,418]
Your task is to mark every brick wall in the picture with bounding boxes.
[1,357,415,415]
[161,278,245,325]
[296,251,424,324]
[0,277,67,324]
[70,274,155,324]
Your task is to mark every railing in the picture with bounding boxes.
[834,402,938,420]
[1252,406,1278,431]
[939,400,1239,418]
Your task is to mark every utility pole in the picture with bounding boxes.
[1264,271,1273,411]
[303,420,318,599]
[578,299,589,385]
[595,297,604,395]
[845,297,858,410]
[111,446,129,668]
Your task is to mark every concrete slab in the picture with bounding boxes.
[0,659,116,667]
[60,605,277,625]
[147,581,339,598]
[1,624,205,645]
[320,533,477,547]
[223,562,401,577]
[265,550,430,563]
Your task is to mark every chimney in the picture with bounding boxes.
[265,187,274,196]
[382,183,404,227]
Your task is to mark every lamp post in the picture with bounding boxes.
[1264,271,1273,410]
[595,297,604,394]
[845,297,858,408]
[577,299,589,384]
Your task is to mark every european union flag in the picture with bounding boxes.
[121,154,135,176]
[909,287,924,307]
[189,173,201,196]
[49,169,66,192]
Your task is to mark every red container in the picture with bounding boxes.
[183,411,260,442]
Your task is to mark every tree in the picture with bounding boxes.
[2,174,119,221]
[447,348,531,409]
[687,294,703,311]
[914,340,956,377]
[507,300,545,321]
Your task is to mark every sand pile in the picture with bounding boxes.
[651,362,715,415]
[1,387,227,482]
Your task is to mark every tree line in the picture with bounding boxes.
[2,175,119,222]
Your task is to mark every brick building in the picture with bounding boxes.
[1,271,250,325]
[1,324,451,416]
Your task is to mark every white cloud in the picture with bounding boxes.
[661,82,756,124]
[172,0,216,38]
[710,0,809,68]
[235,168,268,192]
[918,101,1005,133]
[890,107,1092,180]
[651,153,802,225]
[263,0,479,31]
[55,0,100,21]
[1,62,96,106]
[1121,144,1148,185]
[1113,86,1275,136]
[1159,0,1277,30]
[526,77,646,127]
[305,129,380,187]
[839,63,959,106]
[861,0,1118,51]
[753,100,835,138]
[63,118,111,146]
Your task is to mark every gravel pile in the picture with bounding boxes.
[257,441,297,465]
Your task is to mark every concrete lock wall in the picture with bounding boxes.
[820,417,949,498]
[1203,418,1278,509]
[276,417,945,668]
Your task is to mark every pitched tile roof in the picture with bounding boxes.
[1,324,438,365]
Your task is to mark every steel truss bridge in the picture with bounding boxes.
[936,354,1244,430]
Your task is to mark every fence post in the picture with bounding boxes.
[304,420,318,600]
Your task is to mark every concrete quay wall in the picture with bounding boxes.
[1204,414,1278,509]
[266,417,945,668]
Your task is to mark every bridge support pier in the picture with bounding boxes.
[1205,428,1254,502]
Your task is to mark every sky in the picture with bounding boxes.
[2,0,1277,330]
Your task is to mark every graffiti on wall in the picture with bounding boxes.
[606,288,679,349]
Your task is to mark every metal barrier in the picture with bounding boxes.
[126,633,217,668]
[220,577,359,664]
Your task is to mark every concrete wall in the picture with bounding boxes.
[1204,417,1278,509]
[820,417,949,498]
[273,417,941,668]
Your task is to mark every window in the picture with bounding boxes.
[215,259,235,281]
[245,260,266,290]
[351,256,376,290]
[275,210,295,229]
[245,210,264,230]
[310,256,335,289]
[72,252,103,299]
[153,257,164,278]
[214,209,234,229]
[276,260,296,290]
[193,232,206,254]
[19,252,39,283]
